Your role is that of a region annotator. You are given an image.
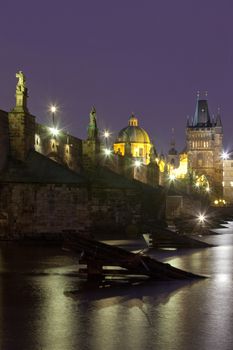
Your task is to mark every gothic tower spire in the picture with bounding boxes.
[193,92,211,126]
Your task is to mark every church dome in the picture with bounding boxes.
[116,115,151,144]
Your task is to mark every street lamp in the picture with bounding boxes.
[50,105,57,127]
[103,130,110,139]
[103,129,111,149]
[49,105,59,137]
[134,160,141,168]
[49,127,59,137]
[50,105,57,113]
[221,151,229,160]
[197,213,206,224]
[104,148,111,156]
[169,174,176,181]
[197,213,207,234]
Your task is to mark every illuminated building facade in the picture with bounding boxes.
[167,130,188,180]
[223,155,233,203]
[186,96,223,196]
[166,96,224,200]
[112,114,160,186]
[114,114,152,164]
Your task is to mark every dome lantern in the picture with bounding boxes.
[129,114,138,127]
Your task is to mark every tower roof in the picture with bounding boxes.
[215,108,222,127]
[168,128,178,155]
[192,99,212,127]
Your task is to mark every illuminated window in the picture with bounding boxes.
[222,181,225,187]
[231,182,233,187]
[197,153,203,167]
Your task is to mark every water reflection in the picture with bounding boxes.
[0,226,233,350]
[37,276,74,350]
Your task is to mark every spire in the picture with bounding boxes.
[168,128,178,155]
[215,106,222,127]
[149,145,157,163]
[192,92,211,127]
[171,128,175,147]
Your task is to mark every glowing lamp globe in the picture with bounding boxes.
[134,160,141,168]
[104,130,110,138]
[104,148,111,156]
[50,127,59,137]
[198,214,206,223]
[50,105,57,114]
[169,174,176,181]
[221,152,229,160]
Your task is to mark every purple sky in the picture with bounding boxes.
[1,0,233,152]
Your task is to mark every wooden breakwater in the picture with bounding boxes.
[143,227,214,249]
[64,235,206,282]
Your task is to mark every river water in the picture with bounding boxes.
[0,224,233,350]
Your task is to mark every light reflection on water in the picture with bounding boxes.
[0,226,233,350]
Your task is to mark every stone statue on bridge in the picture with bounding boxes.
[87,106,99,140]
[16,71,26,93]
[13,71,28,112]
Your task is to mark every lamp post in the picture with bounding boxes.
[102,130,112,159]
[197,213,207,234]
[103,130,110,148]
[49,105,59,137]
[50,105,57,128]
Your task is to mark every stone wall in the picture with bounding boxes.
[0,183,89,239]
[0,110,9,170]
[8,110,35,161]
[166,195,183,220]
[0,180,165,240]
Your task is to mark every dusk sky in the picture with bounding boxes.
[1,0,233,152]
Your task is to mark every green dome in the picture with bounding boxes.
[116,115,151,144]
[116,126,151,143]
